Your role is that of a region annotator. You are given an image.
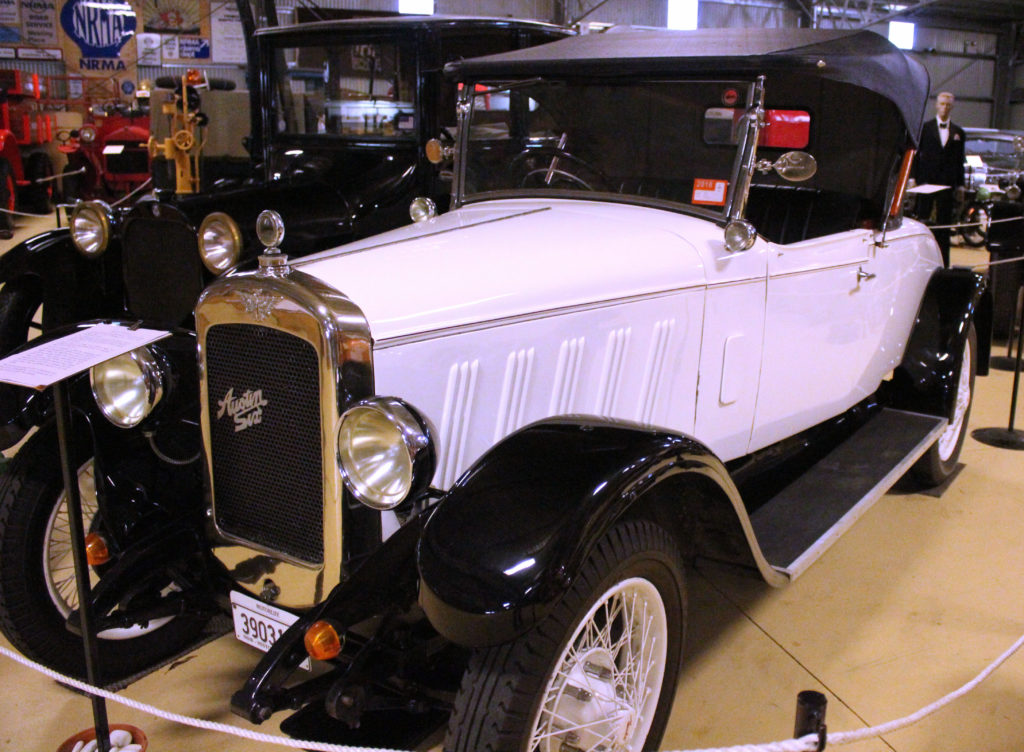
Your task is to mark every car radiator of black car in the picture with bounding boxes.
[122,204,206,327]
[205,323,325,565]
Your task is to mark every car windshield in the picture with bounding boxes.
[269,39,416,139]
[458,78,755,217]
[966,137,1018,157]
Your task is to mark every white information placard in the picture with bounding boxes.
[906,183,951,195]
[0,324,170,390]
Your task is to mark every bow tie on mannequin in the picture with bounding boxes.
[939,122,949,129]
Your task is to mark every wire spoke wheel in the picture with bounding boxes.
[42,460,98,617]
[445,520,685,752]
[528,578,667,752]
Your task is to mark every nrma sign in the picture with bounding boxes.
[60,0,136,62]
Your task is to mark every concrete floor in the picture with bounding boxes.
[0,212,1022,752]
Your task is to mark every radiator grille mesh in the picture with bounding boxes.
[122,211,204,327]
[206,323,324,564]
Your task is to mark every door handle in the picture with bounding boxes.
[856,267,876,282]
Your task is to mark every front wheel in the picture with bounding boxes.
[445,519,686,752]
[0,424,207,682]
[911,324,976,486]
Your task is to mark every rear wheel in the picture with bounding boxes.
[0,159,15,235]
[911,324,976,486]
[445,520,686,752]
[24,152,54,214]
[0,424,207,681]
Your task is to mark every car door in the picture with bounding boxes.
[748,226,879,452]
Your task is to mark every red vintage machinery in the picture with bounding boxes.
[56,85,151,202]
[0,70,58,231]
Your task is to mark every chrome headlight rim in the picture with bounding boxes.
[336,397,436,511]
[70,200,113,257]
[78,125,97,143]
[198,211,243,273]
[90,346,166,428]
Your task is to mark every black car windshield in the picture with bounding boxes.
[458,78,754,217]
[270,40,416,139]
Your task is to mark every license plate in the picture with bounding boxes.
[230,590,311,669]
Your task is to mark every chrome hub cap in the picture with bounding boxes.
[529,577,667,752]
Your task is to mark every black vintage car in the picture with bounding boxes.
[0,14,567,684]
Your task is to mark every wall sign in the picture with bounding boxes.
[21,0,58,47]
[60,0,136,71]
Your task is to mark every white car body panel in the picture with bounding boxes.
[290,200,942,485]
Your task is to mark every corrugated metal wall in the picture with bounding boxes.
[699,0,800,29]
[860,23,999,129]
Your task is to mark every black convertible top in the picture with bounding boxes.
[446,28,930,144]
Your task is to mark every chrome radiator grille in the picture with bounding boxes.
[122,208,204,327]
[206,323,324,565]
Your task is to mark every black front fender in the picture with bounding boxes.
[417,417,766,648]
[0,227,124,331]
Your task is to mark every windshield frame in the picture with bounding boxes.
[259,29,422,150]
[451,75,760,222]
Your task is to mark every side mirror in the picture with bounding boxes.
[756,150,817,182]
[425,137,454,165]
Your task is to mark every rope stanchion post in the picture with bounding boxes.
[793,691,827,751]
[53,379,112,751]
[973,281,1024,450]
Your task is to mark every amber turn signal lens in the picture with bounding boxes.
[304,620,342,661]
[84,533,110,566]
[186,68,203,86]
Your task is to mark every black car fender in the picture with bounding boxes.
[885,267,988,421]
[0,228,124,336]
[417,416,783,649]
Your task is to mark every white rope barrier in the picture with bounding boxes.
[110,178,154,207]
[928,214,1024,230]
[4,628,1024,752]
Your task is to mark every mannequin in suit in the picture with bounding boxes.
[914,91,965,267]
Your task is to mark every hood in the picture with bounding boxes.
[289,199,713,344]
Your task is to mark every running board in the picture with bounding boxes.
[750,408,947,580]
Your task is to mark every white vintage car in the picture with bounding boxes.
[24,28,994,752]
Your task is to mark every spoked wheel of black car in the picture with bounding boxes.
[911,324,977,486]
[959,204,989,247]
[0,423,206,682]
[445,520,686,752]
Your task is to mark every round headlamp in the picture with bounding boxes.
[198,212,242,273]
[79,125,97,143]
[337,397,435,510]
[70,200,113,257]
[90,346,165,428]
[409,196,437,223]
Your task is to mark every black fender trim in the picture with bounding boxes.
[417,416,784,649]
[886,267,987,420]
